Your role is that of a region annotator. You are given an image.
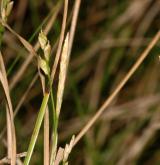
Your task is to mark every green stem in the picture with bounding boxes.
[48,75,58,165]
[0,24,5,49]
[48,75,56,128]
[24,92,50,165]
[50,131,58,165]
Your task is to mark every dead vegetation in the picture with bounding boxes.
[0,0,160,164]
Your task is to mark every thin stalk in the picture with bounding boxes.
[48,75,58,165]
[74,30,160,146]
[0,24,4,48]
[24,92,50,165]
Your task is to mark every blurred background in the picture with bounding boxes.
[0,0,160,164]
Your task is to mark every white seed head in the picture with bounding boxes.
[6,1,13,17]
[38,56,49,75]
[38,30,48,50]
[38,30,51,62]
[1,8,6,21]
[63,144,69,162]
[63,135,75,163]
[1,0,13,22]
[44,41,51,61]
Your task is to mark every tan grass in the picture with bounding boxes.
[0,152,26,164]
[51,0,68,81]
[56,33,69,118]
[68,0,81,58]
[74,30,160,146]
[0,74,38,141]
[0,52,16,165]
[49,1,68,161]
[0,19,37,56]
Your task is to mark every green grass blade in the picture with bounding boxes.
[24,92,50,165]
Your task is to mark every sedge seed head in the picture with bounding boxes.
[38,30,48,50]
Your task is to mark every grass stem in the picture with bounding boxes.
[24,92,50,165]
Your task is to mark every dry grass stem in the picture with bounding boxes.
[56,33,69,117]
[68,0,81,58]
[51,0,68,81]
[0,74,38,141]
[54,147,64,165]
[0,19,37,56]
[0,52,16,164]
[0,152,27,164]
[74,30,160,146]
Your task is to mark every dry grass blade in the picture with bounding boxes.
[0,19,37,56]
[0,152,27,164]
[50,0,68,161]
[68,0,81,58]
[0,74,38,141]
[56,33,69,117]
[50,33,69,165]
[74,30,160,146]
[54,147,64,165]
[0,52,16,165]
[51,0,68,81]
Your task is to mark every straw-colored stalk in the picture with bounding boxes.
[56,33,69,118]
[0,52,16,165]
[50,33,69,165]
